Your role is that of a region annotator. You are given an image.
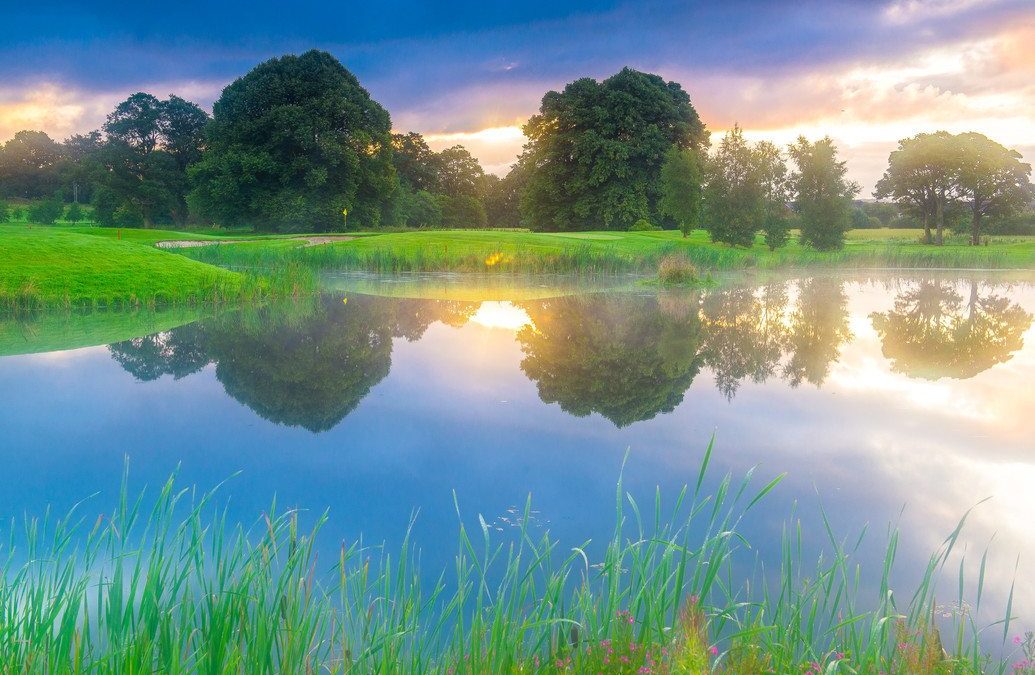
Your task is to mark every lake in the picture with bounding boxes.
[1,271,1033,640]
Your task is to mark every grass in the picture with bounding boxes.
[177,228,1035,274]
[0,443,1027,673]
[0,225,316,310]
[5,224,1035,308]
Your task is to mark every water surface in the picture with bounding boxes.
[1,271,1033,637]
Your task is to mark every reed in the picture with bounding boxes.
[0,444,1025,673]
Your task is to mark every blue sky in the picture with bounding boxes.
[3,0,1034,190]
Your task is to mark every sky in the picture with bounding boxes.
[2,0,1034,193]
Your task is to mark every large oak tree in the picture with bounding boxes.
[520,67,708,231]
[189,50,395,232]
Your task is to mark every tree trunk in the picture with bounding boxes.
[935,189,944,246]
[971,201,981,246]
[922,209,931,244]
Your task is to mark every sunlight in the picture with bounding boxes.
[468,301,533,331]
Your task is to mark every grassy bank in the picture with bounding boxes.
[0,225,314,309]
[178,228,1035,274]
[1,446,1026,673]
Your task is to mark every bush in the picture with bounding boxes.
[656,254,698,285]
[113,204,145,228]
[64,203,84,224]
[629,218,660,231]
[28,197,65,225]
[987,211,1035,236]
[0,201,8,223]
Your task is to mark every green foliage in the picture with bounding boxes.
[96,92,209,226]
[0,201,8,223]
[956,131,1033,245]
[629,218,660,231]
[113,203,145,228]
[521,67,708,231]
[64,202,84,223]
[703,126,778,247]
[435,144,485,198]
[0,130,63,199]
[482,163,528,228]
[439,194,487,228]
[874,131,1033,246]
[789,136,858,251]
[659,145,704,237]
[28,196,65,224]
[188,50,395,232]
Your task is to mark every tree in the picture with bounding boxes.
[482,162,529,228]
[955,132,1033,246]
[521,67,708,231]
[439,194,487,228]
[64,202,84,223]
[788,137,858,251]
[61,131,104,204]
[874,132,959,245]
[702,126,765,247]
[659,146,703,237]
[160,95,209,170]
[0,130,64,199]
[28,196,64,224]
[96,92,209,225]
[189,50,395,232]
[435,145,485,198]
[755,141,790,250]
[391,132,441,192]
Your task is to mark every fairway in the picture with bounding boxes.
[0,225,243,308]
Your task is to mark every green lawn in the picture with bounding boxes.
[0,225,244,309]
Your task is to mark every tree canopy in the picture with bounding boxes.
[188,50,395,232]
[520,67,708,231]
[788,137,858,251]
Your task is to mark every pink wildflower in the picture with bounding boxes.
[710,645,718,656]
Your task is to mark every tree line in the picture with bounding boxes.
[1,49,1032,247]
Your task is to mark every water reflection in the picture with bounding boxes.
[517,293,705,427]
[106,277,1033,432]
[871,280,1032,380]
[108,295,478,432]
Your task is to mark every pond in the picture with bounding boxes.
[1,271,1033,639]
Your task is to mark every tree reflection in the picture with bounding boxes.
[871,280,1032,379]
[701,283,789,399]
[109,323,210,381]
[517,293,706,427]
[109,295,478,432]
[781,278,853,387]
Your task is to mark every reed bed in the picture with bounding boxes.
[178,238,1031,277]
[0,444,1027,673]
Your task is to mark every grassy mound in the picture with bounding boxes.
[0,225,244,309]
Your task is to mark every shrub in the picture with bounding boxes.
[28,197,65,225]
[630,218,660,231]
[657,253,698,285]
[0,201,8,223]
[64,202,84,224]
[113,204,145,228]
